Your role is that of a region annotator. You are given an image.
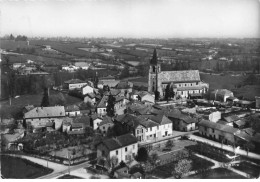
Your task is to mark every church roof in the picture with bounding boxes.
[150,49,158,65]
[159,70,200,83]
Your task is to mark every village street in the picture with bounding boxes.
[189,135,260,160]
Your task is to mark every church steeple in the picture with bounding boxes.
[150,49,158,65]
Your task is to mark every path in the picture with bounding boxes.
[189,134,260,160]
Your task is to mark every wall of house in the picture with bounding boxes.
[97,143,110,159]
[179,121,196,131]
[26,117,63,130]
[94,118,103,130]
[84,97,96,104]
[66,111,80,117]
[99,123,114,136]
[135,125,146,142]
[145,126,158,141]
[82,86,94,95]
[159,123,173,137]
[209,111,221,122]
[69,83,87,90]
[97,108,107,116]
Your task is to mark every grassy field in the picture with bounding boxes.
[233,162,260,178]
[185,168,246,179]
[1,155,53,179]
[0,91,82,118]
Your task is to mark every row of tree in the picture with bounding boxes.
[9,34,28,41]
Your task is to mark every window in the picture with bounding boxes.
[196,82,198,85]
[179,84,181,87]
[212,129,215,133]
[116,150,118,155]
[157,126,159,130]
[137,130,139,134]
[125,147,127,152]
[133,145,135,149]
[103,126,105,130]
[150,128,152,131]
[150,135,152,138]
[102,150,105,156]
[185,84,186,86]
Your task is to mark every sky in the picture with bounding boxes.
[0,0,259,38]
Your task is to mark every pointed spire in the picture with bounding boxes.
[150,49,158,65]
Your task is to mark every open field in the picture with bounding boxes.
[185,168,246,179]
[0,91,82,118]
[1,155,53,179]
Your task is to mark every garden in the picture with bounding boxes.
[185,168,246,179]
[1,155,53,179]
[233,161,260,178]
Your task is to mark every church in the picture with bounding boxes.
[148,49,209,99]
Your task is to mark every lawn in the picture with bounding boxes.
[58,174,83,179]
[185,168,246,179]
[1,155,53,179]
[233,162,260,178]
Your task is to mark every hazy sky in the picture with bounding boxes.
[0,0,259,38]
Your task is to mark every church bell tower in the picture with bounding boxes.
[148,49,161,95]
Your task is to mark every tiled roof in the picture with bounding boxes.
[138,116,159,128]
[65,105,80,112]
[99,116,113,126]
[101,134,137,151]
[97,96,108,108]
[223,115,240,123]
[115,81,133,89]
[159,70,200,83]
[74,116,91,126]
[148,114,172,125]
[24,106,65,119]
[198,120,238,134]
[64,79,86,84]
[100,80,120,88]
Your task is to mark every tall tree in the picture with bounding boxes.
[136,147,149,162]
[173,159,192,178]
[41,88,50,107]
[164,84,170,102]
[106,94,115,117]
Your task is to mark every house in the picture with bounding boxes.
[81,84,94,95]
[98,80,120,89]
[114,81,133,97]
[146,114,173,137]
[74,62,90,70]
[114,166,131,179]
[96,96,108,117]
[168,112,197,132]
[65,105,80,117]
[136,91,155,104]
[210,89,234,102]
[198,119,239,145]
[98,116,114,136]
[64,79,87,90]
[96,134,138,165]
[62,65,78,72]
[114,96,129,115]
[234,130,260,153]
[138,116,159,142]
[24,106,65,130]
[84,93,96,105]
[127,101,151,116]
[90,114,103,130]
[73,115,91,129]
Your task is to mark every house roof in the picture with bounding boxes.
[115,81,133,89]
[71,123,84,128]
[85,92,95,99]
[198,120,239,134]
[74,62,90,67]
[99,116,113,126]
[64,79,86,84]
[100,134,137,151]
[74,116,91,126]
[145,114,172,125]
[177,86,204,91]
[115,114,142,129]
[96,96,108,108]
[159,70,201,83]
[100,80,120,88]
[24,106,65,119]
[223,115,240,123]
[65,105,80,112]
[138,116,159,128]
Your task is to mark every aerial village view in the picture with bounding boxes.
[0,0,260,180]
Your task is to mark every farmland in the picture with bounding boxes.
[1,155,53,179]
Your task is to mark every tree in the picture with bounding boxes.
[41,88,50,107]
[110,155,118,169]
[154,91,160,101]
[164,84,170,102]
[165,140,174,149]
[136,147,149,162]
[173,159,192,178]
[10,34,15,40]
[148,152,159,167]
[120,66,130,79]
[243,74,258,85]
[106,94,115,117]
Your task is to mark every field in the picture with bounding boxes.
[185,168,246,179]
[233,162,260,178]
[1,155,53,179]
[0,91,82,118]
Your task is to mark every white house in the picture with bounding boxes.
[82,84,94,95]
[84,93,96,105]
[65,105,80,117]
[91,114,103,130]
[97,134,138,165]
[64,79,87,90]
[96,96,108,117]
